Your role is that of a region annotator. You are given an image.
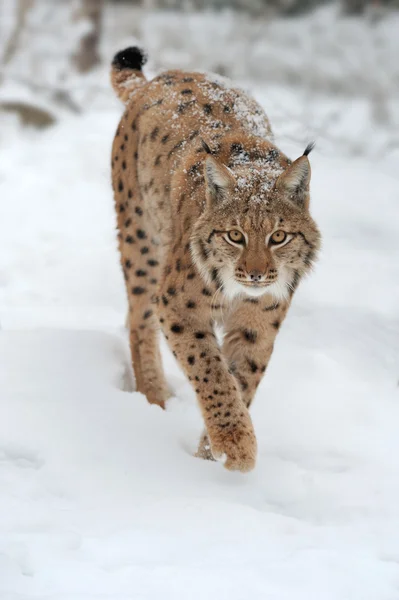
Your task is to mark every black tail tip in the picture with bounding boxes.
[112,47,147,72]
[303,141,315,156]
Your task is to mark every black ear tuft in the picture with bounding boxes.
[200,139,213,155]
[303,141,315,156]
[112,47,147,72]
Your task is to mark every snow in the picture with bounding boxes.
[1,100,399,600]
[1,6,399,597]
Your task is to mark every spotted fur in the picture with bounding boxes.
[111,47,321,472]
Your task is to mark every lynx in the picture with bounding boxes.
[111,47,321,472]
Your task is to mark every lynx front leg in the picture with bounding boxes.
[223,299,289,407]
[196,298,288,459]
[158,302,257,472]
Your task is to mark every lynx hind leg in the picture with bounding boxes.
[128,306,169,408]
[114,177,169,408]
[196,431,215,462]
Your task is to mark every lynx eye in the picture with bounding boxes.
[270,230,287,245]
[227,230,245,244]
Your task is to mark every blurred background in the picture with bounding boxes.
[0,0,398,159]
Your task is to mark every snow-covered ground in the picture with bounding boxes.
[1,25,399,599]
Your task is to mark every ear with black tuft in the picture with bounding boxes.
[204,156,234,204]
[276,155,311,209]
[303,141,315,156]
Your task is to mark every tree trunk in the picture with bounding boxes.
[72,0,103,74]
[2,0,33,68]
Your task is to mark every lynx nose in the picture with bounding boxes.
[249,270,263,282]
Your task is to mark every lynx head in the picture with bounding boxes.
[190,142,321,301]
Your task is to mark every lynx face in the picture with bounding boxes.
[191,154,320,301]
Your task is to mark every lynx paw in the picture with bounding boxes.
[139,383,170,409]
[208,417,257,473]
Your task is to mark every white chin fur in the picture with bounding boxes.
[220,269,291,302]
